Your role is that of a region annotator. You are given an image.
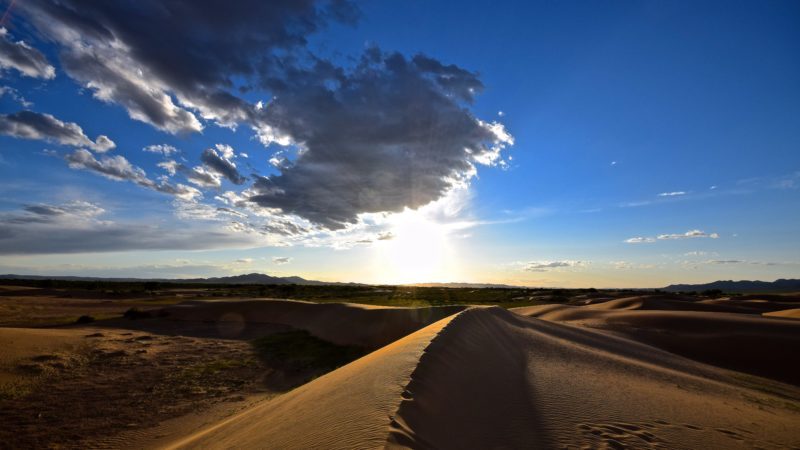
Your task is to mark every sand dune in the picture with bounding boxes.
[164,314,457,450]
[162,299,465,349]
[764,308,800,319]
[166,307,800,449]
[513,300,800,386]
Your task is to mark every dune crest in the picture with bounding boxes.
[163,299,465,348]
[166,306,800,449]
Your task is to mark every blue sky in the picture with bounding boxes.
[0,0,798,287]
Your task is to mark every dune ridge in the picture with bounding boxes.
[513,299,800,385]
[165,306,800,449]
[162,299,465,348]
[164,313,460,450]
[387,307,799,449]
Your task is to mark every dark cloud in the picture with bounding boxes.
[0,110,115,152]
[15,1,512,229]
[16,0,356,133]
[201,147,245,185]
[249,49,512,229]
[0,27,55,79]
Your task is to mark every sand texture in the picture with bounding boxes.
[166,305,800,449]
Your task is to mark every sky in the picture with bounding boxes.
[0,0,798,287]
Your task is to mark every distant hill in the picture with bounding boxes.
[0,273,350,286]
[663,278,800,293]
[406,282,522,289]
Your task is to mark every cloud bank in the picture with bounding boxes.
[0,201,256,254]
[14,0,513,230]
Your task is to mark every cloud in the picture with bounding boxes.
[249,49,513,229]
[65,149,201,201]
[523,260,585,272]
[184,165,222,189]
[611,261,656,270]
[0,86,32,107]
[657,191,686,197]
[0,27,55,79]
[0,200,256,254]
[657,229,719,240]
[200,146,245,185]
[158,160,180,176]
[626,229,719,244]
[143,144,179,156]
[0,110,115,152]
[624,237,656,244]
[272,256,291,265]
[684,251,713,257]
[14,0,357,134]
[13,2,512,229]
[705,259,743,264]
[236,258,254,264]
[377,231,394,240]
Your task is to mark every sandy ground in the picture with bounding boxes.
[160,299,465,347]
[166,305,800,449]
[2,292,799,448]
[512,295,800,385]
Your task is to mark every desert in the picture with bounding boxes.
[1,280,798,449]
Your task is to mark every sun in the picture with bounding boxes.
[371,210,460,284]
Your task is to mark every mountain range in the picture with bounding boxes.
[663,278,800,293]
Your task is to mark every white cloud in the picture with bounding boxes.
[272,256,291,265]
[143,144,179,156]
[657,191,686,197]
[657,229,719,240]
[624,237,656,244]
[626,229,719,244]
[0,86,32,107]
[185,166,222,188]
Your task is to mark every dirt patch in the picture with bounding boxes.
[0,326,329,449]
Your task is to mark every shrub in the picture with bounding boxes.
[75,315,95,324]
[123,307,152,320]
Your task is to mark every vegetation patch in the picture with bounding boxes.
[251,330,367,374]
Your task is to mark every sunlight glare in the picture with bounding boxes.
[372,210,459,284]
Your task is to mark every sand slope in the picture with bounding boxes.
[165,314,457,450]
[513,300,800,385]
[166,307,800,449]
[162,299,465,348]
[764,308,800,319]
